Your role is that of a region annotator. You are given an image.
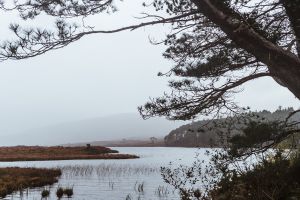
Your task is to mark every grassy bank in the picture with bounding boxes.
[0,167,61,198]
[0,146,138,161]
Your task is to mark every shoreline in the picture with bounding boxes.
[0,146,138,162]
[0,154,139,162]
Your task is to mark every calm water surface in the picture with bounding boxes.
[0,147,209,200]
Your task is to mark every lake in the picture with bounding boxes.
[0,147,208,200]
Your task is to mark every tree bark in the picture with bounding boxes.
[192,0,300,100]
[280,0,300,57]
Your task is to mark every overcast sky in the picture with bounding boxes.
[0,0,299,140]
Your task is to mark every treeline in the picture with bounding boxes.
[164,107,299,147]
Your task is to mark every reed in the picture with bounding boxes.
[155,185,170,197]
[134,181,144,194]
[61,164,158,179]
[108,180,115,190]
[125,194,132,200]
[0,167,61,198]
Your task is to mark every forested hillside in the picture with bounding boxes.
[165,107,299,147]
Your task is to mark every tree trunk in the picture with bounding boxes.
[192,0,300,100]
[280,0,300,57]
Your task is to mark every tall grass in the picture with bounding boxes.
[61,164,158,178]
[108,180,115,190]
[155,185,170,197]
[134,181,144,194]
[3,164,179,200]
[125,194,132,200]
[0,167,61,198]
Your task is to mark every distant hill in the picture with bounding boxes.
[64,138,166,147]
[10,113,185,146]
[164,108,300,147]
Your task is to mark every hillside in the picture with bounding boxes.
[4,113,184,146]
[164,108,300,147]
[64,138,166,147]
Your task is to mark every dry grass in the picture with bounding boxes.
[0,146,138,161]
[0,167,61,198]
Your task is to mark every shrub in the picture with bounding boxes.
[41,189,50,198]
[63,187,74,198]
[56,187,64,198]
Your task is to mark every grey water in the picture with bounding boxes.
[0,147,209,200]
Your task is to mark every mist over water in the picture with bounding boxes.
[0,113,185,146]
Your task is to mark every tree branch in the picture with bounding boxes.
[191,0,300,99]
[0,11,198,61]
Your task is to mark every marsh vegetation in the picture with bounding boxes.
[0,146,138,161]
[0,167,61,198]
[0,147,195,200]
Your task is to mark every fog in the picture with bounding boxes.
[0,0,298,145]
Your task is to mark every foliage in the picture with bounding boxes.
[139,0,300,119]
[164,108,300,148]
[162,148,300,200]
[209,152,300,200]
[0,1,300,199]
[228,119,299,157]
[0,0,299,115]
[161,109,300,199]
